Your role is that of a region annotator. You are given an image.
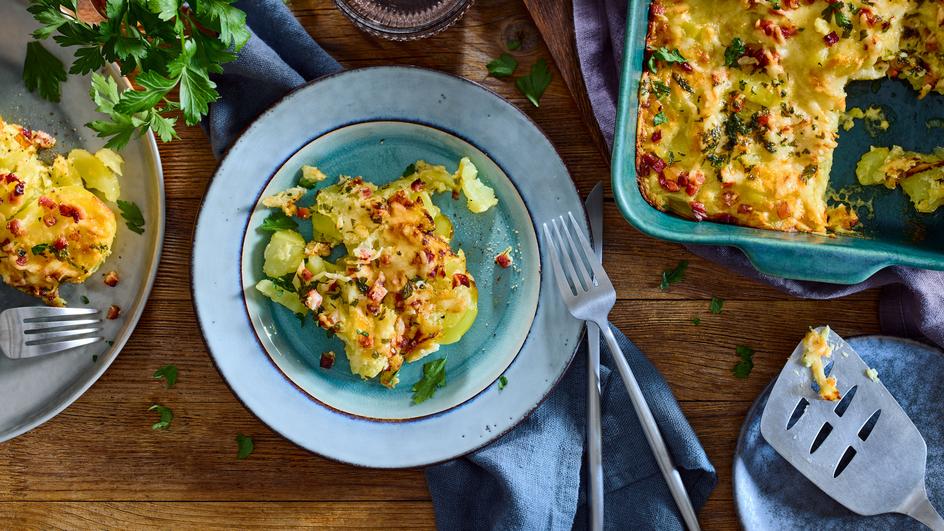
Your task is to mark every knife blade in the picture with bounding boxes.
[585,183,604,531]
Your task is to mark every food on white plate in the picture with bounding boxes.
[801,326,840,401]
[856,145,944,213]
[0,117,121,305]
[256,158,498,388]
[636,0,943,232]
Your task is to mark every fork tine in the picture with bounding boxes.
[20,336,101,358]
[552,218,584,292]
[568,212,607,279]
[23,318,102,332]
[25,327,102,344]
[558,214,594,289]
[19,307,99,321]
[543,223,575,298]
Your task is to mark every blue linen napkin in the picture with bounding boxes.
[572,0,944,348]
[206,2,717,528]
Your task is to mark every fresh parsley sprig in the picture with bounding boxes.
[23,0,251,149]
[659,260,688,290]
[412,357,447,404]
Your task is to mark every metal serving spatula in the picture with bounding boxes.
[760,327,944,530]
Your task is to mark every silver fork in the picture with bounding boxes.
[543,212,701,531]
[0,307,102,359]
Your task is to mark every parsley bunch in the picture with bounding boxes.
[23,0,251,149]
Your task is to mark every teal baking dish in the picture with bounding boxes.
[611,0,944,284]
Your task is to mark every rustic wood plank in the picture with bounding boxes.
[0,501,435,529]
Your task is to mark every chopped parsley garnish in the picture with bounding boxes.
[356,329,370,337]
[148,404,173,430]
[236,434,254,459]
[116,200,145,234]
[487,53,518,78]
[269,274,296,293]
[709,297,724,314]
[651,80,671,99]
[258,210,298,232]
[653,112,668,126]
[153,364,178,389]
[412,357,447,404]
[31,243,50,255]
[659,260,688,290]
[691,316,701,325]
[355,278,370,294]
[498,375,508,390]
[733,345,756,379]
[647,47,687,73]
[516,58,552,107]
[724,37,746,67]
[81,295,90,304]
[672,72,694,93]
[822,2,853,37]
[402,163,417,177]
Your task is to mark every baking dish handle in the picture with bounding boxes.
[738,241,890,285]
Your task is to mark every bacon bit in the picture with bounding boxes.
[361,187,373,198]
[19,127,32,141]
[679,62,693,73]
[722,191,739,207]
[52,237,68,251]
[758,19,797,42]
[26,129,55,149]
[777,201,791,219]
[298,267,314,283]
[738,204,754,214]
[317,312,336,329]
[651,130,663,143]
[650,2,665,16]
[14,133,31,149]
[452,273,471,288]
[103,270,119,287]
[6,219,24,237]
[410,179,424,191]
[658,173,680,192]
[744,44,776,68]
[367,274,388,302]
[424,249,435,264]
[756,113,771,128]
[15,253,28,266]
[691,202,708,221]
[721,181,736,188]
[824,32,839,47]
[320,351,336,369]
[38,196,57,209]
[859,7,877,26]
[710,213,739,224]
[638,153,667,176]
[304,289,323,311]
[495,247,513,268]
[296,207,310,219]
[357,334,373,348]
[12,183,24,197]
[683,171,704,196]
[4,173,19,184]
[107,305,121,320]
[58,204,85,222]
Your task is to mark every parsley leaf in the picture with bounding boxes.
[236,434,254,459]
[148,404,174,430]
[659,260,688,290]
[31,243,50,255]
[498,375,508,390]
[822,3,853,37]
[116,200,145,234]
[733,345,755,379]
[412,357,447,404]
[507,39,521,51]
[653,111,668,126]
[691,315,701,325]
[515,58,552,107]
[487,53,518,78]
[153,364,178,389]
[258,211,298,232]
[23,41,67,102]
[402,163,417,178]
[709,297,724,314]
[647,47,687,73]
[723,37,745,67]
[651,80,671,99]
[81,295,90,304]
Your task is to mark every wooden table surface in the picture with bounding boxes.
[1,1,883,528]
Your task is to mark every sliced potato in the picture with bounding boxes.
[263,229,306,277]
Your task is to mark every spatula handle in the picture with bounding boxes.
[905,492,944,531]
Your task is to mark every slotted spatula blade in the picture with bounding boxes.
[760,327,944,530]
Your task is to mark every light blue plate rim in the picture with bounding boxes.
[733,335,944,529]
[237,119,542,422]
[191,66,586,467]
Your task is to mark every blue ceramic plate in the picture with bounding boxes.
[612,0,944,284]
[734,336,944,529]
[192,66,585,467]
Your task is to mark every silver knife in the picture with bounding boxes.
[585,183,604,531]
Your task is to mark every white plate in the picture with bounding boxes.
[0,1,164,441]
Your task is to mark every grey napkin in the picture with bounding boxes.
[206,3,717,529]
[573,0,944,347]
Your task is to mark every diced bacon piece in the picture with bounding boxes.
[52,237,68,251]
[58,204,85,222]
[738,204,754,214]
[638,152,667,177]
[304,289,322,311]
[658,173,680,192]
[107,305,121,320]
[495,247,513,269]
[103,270,119,287]
[691,202,708,221]
[367,273,388,302]
[6,219,24,237]
[452,273,471,288]
[824,32,839,47]
[320,351,335,369]
[651,130,663,143]
[38,196,57,209]
[410,179,424,191]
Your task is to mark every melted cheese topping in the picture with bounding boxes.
[637,0,941,232]
[801,327,840,401]
[259,159,497,388]
[0,119,117,305]
[857,145,944,212]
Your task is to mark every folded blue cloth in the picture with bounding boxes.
[206,2,717,529]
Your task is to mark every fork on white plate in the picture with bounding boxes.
[0,307,102,359]
[543,212,701,531]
